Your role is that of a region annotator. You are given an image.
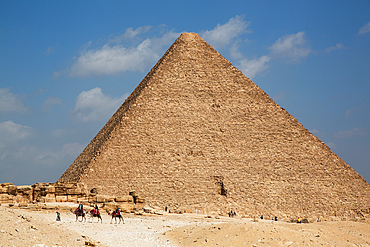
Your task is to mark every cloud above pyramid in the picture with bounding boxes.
[65,16,314,80]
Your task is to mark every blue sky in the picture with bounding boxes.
[1,1,369,185]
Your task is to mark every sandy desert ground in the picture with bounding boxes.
[1,203,370,247]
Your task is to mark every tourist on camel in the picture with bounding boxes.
[114,206,120,216]
[77,202,84,214]
[94,205,100,215]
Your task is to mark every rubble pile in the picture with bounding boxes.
[0,182,145,207]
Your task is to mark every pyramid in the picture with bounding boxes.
[59,33,370,218]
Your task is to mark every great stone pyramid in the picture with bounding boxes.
[59,33,370,218]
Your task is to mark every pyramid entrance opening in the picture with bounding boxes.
[213,176,227,197]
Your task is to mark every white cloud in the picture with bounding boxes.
[345,103,367,118]
[69,28,180,77]
[45,43,58,56]
[323,43,346,53]
[333,128,370,139]
[9,142,85,167]
[359,21,370,34]
[59,143,85,158]
[43,97,62,111]
[52,71,62,79]
[0,88,28,113]
[273,91,287,101]
[34,143,85,166]
[0,121,33,161]
[0,121,33,143]
[345,106,356,118]
[109,26,153,43]
[73,87,128,122]
[51,128,71,138]
[46,47,52,55]
[238,55,270,79]
[234,31,313,79]
[229,41,244,60]
[327,142,336,150]
[0,142,85,184]
[269,31,312,61]
[201,15,251,49]
[310,128,325,136]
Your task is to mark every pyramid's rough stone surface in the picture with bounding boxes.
[58,33,370,218]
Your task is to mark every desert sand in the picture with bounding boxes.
[1,203,369,247]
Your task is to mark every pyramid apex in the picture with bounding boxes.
[178,32,201,41]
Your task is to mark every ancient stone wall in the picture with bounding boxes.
[58,33,370,219]
[0,182,142,207]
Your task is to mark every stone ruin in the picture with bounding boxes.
[0,182,145,211]
[51,33,370,219]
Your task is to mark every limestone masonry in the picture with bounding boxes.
[0,182,144,212]
[58,33,370,218]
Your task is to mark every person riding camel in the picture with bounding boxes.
[78,202,84,214]
[115,206,120,216]
[94,205,100,215]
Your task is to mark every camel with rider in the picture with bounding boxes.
[106,207,124,224]
[70,208,86,222]
[88,205,102,223]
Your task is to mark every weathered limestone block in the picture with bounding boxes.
[143,206,154,214]
[34,182,50,189]
[96,195,114,203]
[39,185,55,197]
[44,185,55,193]
[136,196,145,203]
[77,197,88,204]
[17,185,32,194]
[115,195,133,202]
[88,196,97,203]
[17,185,33,201]
[32,183,49,199]
[55,195,67,202]
[0,194,14,203]
[67,195,78,202]
[119,204,135,213]
[76,183,85,189]
[7,185,17,195]
[18,203,29,207]
[66,188,82,195]
[1,182,13,187]
[61,182,75,189]
[15,195,29,203]
[53,182,87,197]
[0,183,12,194]
[39,196,56,203]
[44,193,55,199]
[19,194,32,202]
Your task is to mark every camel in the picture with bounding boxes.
[70,208,86,222]
[88,209,102,223]
[106,209,124,224]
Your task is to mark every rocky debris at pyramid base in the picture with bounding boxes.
[0,182,145,210]
[0,181,369,221]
